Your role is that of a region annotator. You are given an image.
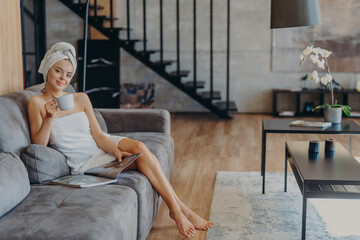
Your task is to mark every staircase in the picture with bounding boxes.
[59,0,237,119]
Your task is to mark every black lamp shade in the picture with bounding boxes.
[271,0,321,29]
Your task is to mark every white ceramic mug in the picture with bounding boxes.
[55,94,74,110]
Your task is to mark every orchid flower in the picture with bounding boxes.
[311,70,319,83]
[299,54,304,61]
[323,50,332,58]
[303,45,313,56]
[316,58,325,69]
[321,74,332,85]
[310,54,318,64]
[300,46,336,106]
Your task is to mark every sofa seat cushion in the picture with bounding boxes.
[111,132,174,240]
[0,185,138,240]
[0,152,31,218]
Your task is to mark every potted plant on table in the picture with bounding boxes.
[299,46,351,123]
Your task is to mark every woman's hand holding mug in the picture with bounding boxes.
[44,98,59,118]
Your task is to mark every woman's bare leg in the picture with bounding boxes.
[126,153,214,230]
[149,154,215,230]
[118,139,195,238]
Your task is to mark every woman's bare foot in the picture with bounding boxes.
[181,206,215,230]
[169,210,196,238]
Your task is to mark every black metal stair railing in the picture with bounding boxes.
[81,0,89,93]
[20,0,47,86]
[159,0,163,63]
[193,0,197,93]
[59,0,237,119]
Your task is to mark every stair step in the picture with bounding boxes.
[75,3,104,11]
[200,91,221,100]
[105,27,129,32]
[105,27,131,38]
[184,81,205,89]
[152,60,176,71]
[89,4,104,10]
[138,50,158,55]
[88,16,106,25]
[89,15,105,19]
[169,71,190,78]
[89,16,119,25]
[120,39,142,43]
[153,60,176,66]
[120,38,146,43]
[104,16,119,21]
[137,50,158,58]
[119,39,141,48]
[215,101,237,111]
[120,39,141,43]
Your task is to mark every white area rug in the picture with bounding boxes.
[207,172,360,240]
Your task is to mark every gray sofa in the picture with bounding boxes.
[0,85,174,240]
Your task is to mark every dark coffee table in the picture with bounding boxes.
[285,141,360,240]
[262,119,360,194]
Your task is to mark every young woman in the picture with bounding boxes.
[27,42,214,238]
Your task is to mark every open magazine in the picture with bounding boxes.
[51,153,141,188]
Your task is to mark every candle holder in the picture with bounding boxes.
[308,140,319,153]
[308,152,319,161]
[325,151,335,159]
[325,138,335,152]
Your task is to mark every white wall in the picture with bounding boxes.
[47,0,359,113]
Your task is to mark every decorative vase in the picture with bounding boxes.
[324,107,342,124]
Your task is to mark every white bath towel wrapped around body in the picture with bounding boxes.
[49,111,126,174]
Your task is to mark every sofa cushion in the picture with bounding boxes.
[0,152,31,218]
[0,91,36,156]
[94,110,108,133]
[0,184,138,240]
[20,144,70,184]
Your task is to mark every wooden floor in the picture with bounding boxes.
[146,114,360,240]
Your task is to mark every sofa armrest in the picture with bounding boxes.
[0,152,30,217]
[95,109,171,135]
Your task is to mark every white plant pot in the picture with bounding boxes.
[324,107,342,124]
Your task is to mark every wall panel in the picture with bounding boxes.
[0,0,23,95]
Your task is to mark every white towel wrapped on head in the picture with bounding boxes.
[38,42,77,82]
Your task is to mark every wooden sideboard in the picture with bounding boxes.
[273,89,360,117]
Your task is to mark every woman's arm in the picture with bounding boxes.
[79,93,129,160]
[28,96,58,145]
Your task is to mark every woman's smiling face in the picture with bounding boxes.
[46,59,74,90]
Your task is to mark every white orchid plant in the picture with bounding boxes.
[299,45,351,116]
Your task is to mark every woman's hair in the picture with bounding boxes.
[38,42,77,93]
[40,82,46,93]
